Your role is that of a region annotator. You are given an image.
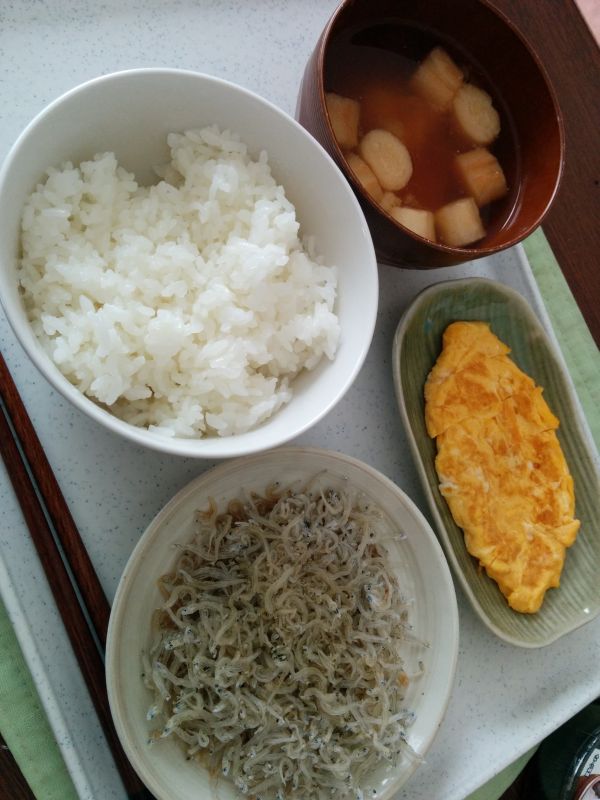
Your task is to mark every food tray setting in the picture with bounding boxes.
[4,247,600,800]
[0,3,599,800]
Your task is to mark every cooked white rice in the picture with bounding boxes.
[19,127,340,438]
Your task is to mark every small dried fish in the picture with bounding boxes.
[143,481,422,799]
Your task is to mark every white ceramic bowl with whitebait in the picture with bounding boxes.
[0,69,378,458]
[106,447,459,800]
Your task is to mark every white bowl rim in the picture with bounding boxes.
[0,68,378,459]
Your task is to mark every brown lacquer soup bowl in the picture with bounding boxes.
[297,0,564,268]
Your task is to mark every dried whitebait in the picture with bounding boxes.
[143,481,422,799]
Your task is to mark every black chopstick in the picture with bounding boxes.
[0,352,154,800]
[0,353,111,648]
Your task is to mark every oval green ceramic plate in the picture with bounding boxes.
[392,278,600,648]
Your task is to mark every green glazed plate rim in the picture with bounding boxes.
[392,277,600,648]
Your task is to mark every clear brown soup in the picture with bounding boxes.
[325,22,518,234]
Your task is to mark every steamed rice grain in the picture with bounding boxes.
[19,127,340,437]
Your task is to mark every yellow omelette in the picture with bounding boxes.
[425,321,579,613]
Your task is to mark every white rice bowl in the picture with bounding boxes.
[19,126,340,438]
[0,69,378,459]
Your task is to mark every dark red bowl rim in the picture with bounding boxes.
[315,0,566,257]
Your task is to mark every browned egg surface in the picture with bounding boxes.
[425,321,580,614]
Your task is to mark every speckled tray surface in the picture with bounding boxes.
[1,3,600,800]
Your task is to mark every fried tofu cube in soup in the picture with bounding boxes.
[325,93,360,150]
[345,153,383,202]
[435,197,485,246]
[410,47,464,110]
[359,129,413,191]
[455,148,508,206]
[391,206,436,241]
[453,84,501,145]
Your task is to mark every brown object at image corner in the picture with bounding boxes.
[499,0,600,350]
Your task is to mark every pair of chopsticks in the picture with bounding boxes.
[0,352,154,800]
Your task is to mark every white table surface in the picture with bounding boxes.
[1,3,599,800]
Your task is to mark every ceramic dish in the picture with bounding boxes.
[392,277,600,648]
[0,69,378,459]
[106,446,459,800]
